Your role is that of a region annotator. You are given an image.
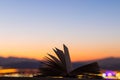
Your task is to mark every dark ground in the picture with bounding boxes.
[0,77,104,80]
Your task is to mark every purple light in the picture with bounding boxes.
[108,73,112,76]
[105,71,116,76]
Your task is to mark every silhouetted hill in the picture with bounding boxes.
[97,57,120,70]
[0,57,120,70]
[73,57,120,70]
[0,57,41,69]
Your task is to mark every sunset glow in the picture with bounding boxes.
[0,0,120,62]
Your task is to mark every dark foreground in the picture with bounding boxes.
[0,77,104,80]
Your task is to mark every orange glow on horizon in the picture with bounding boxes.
[0,43,120,62]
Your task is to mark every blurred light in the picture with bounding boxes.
[102,71,118,79]
[0,69,17,74]
[105,71,116,76]
[116,73,120,79]
[102,73,106,78]
[107,73,112,76]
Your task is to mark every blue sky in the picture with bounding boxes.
[0,0,120,61]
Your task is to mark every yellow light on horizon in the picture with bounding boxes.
[116,73,120,79]
[0,69,18,74]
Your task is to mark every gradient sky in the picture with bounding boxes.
[0,0,120,61]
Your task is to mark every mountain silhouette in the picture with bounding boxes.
[97,57,120,70]
[0,56,120,70]
[0,57,41,69]
[73,57,120,70]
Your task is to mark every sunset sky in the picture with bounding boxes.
[0,0,120,61]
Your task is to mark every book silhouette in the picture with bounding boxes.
[39,44,101,78]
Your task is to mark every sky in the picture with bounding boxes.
[0,0,120,62]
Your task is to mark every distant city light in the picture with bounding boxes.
[102,73,106,78]
[0,69,17,74]
[116,73,120,79]
[107,73,112,76]
[101,71,120,79]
